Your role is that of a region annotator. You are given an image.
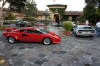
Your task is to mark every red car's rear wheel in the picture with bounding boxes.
[42,38,52,45]
[8,37,16,44]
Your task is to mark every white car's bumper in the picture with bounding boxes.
[76,32,96,36]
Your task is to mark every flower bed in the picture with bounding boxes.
[0,26,16,31]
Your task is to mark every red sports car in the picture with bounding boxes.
[3,27,61,45]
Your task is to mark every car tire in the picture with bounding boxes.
[42,38,52,45]
[90,35,94,38]
[74,33,78,37]
[8,37,16,44]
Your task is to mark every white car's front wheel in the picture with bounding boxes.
[74,33,78,37]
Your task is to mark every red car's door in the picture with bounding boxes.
[29,30,43,42]
[19,29,32,42]
[21,29,43,42]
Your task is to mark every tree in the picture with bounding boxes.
[0,0,7,26]
[85,0,100,8]
[85,0,100,17]
[5,13,16,20]
[83,1,96,18]
[83,0,100,24]
[0,0,27,26]
[22,1,38,17]
[7,0,27,12]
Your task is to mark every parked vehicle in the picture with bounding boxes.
[23,21,29,24]
[3,21,11,25]
[15,21,31,27]
[73,25,96,37]
[3,27,61,45]
[34,22,46,26]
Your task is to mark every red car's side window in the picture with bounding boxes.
[27,29,43,34]
[33,30,43,34]
[27,30,32,33]
[20,30,26,33]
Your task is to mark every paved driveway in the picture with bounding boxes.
[0,27,100,66]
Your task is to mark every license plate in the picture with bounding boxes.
[82,32,90,34]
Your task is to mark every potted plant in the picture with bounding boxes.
[63,21,73,36]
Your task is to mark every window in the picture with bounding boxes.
[27,29,43,34]
[84,27,92,29]
[33,30,43,34]
[27,29,33,33]
[79,27,92,29]
[39,29,49,33]
[20,30,26,32]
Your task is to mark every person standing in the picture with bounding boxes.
[96,20,100,37]
[85,19,89,25]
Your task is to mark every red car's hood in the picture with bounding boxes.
[49,32,56,35]
[48,31,61,38]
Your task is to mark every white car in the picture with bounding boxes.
[73,25,96,37]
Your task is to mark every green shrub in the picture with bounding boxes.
[23,17,37,25]
[5,13,16,20]
[23,17,36,22]
[0,26,3,29]
[0,25,11,29]
[9,20,15,24]
[63,21,73,31]
[6,20,16,24]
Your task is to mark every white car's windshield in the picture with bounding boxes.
[79,27,92,29]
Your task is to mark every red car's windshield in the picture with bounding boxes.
[36,29,49,33]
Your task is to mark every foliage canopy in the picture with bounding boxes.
[82,0,100,24]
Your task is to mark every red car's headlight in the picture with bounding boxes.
[54,35,59,38]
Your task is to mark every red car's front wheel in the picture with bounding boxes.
[42,38,52,45]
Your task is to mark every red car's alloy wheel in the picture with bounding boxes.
[43,38,52,45]
[8,37,16,44]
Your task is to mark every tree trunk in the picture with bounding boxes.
[0,0,6,26]
[0,7,4,26]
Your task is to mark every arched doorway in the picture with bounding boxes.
[54,13,60,24]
